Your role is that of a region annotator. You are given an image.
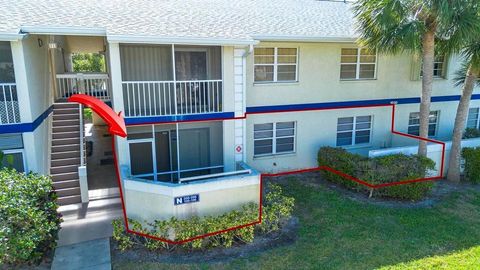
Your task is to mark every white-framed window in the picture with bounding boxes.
[467,108,480,129]
[254,48,298,83]
[336,115,372,146]
[0,133,25,172]
[254,122,296,156]
[340,48,377,80]
[433,55,446,77]
[420,54,447,78]
[408,111,439,137]
[2,149,26,172]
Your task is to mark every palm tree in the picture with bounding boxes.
[447,42,480,182]
[353,0,480,156]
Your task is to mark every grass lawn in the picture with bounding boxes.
[113,176,480,270]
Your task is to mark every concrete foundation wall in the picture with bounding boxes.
[123,171,260,224]
[370,137,480,177]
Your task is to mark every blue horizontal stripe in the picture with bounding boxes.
[3,93,476,132]
[0,105,53,134]
[125,112,235,125]
[247,94,480,114]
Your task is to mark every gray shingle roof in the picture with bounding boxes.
[0,0,357,42]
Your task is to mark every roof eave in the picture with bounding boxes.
[0,32,27,41]
[252,35,358,43]
[20,25,107,36]
[107,35,258,46]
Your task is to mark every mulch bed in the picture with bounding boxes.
[110,217,298,264]
[265,171,480,209]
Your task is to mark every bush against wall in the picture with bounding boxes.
[318,147,435,200]
[462,147,480,184]
[0,169,62,265]
[112,183,294,251]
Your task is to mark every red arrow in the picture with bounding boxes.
[68,94,127,138]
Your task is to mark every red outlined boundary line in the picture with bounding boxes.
[111,102,445,244]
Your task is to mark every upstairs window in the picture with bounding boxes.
[433,55,446,78]
[415,54,448,80]
[254,48,298,83]
[254,122,296,156]
[408,111,439,137]
[467,108,480,129]
[336,115,372,146]
[340,48,377,80]
[0,42,15,83]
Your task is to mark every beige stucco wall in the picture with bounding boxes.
[242,41,480,173]
[11,35,53,174]
[245,98,480,173]
[245,41,475,107]
[124,172,260,224]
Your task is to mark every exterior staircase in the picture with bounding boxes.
[50,103,83,205]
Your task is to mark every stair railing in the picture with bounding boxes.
[79,104,85,167]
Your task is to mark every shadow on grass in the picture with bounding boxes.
[270,175,480,270]
[112,174,480,270]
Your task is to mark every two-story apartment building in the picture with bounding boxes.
[1,0,479,222]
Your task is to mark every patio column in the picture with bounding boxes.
[10,40,33,123]
[108,42,129,172]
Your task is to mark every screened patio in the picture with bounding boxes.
[120,44,223,117]
[126,121,226,183]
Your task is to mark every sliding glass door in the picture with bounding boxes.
[127,122,223,183]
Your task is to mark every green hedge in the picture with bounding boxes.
[462,147,480,184]
[112,183,294,251]
[0,169,62,265]
[318,147,435,200]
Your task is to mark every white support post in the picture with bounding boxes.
[77,73,85,94]
[78,166,89,203]
[171,44,178,115]
[108,42,130,177]
[108,42,124,113]
[10,40,33,123]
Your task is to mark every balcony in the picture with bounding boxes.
[55,73,111,101]
[122,80,222,117]
[120,44,222,118]
[0,83,20,124]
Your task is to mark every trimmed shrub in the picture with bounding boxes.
[463,128,480,139]
[0,169,62,265]
[462,147,480,184]
[112,184,294,251]
[318,147,435,200]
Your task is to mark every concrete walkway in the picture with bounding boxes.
[52,196,122,269]
[57,197,122,246]
[52,238,111,270]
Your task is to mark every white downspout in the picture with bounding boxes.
[241,44,253,163]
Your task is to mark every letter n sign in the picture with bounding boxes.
[174,194,200,205]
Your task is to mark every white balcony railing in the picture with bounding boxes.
[55,73,111,101]
[0,83,20,124]
[122,80,222,117]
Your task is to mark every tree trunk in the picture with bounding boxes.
[447,65,479,182]
[418,29,436,156]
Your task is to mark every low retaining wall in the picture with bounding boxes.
[369,137,480,176]
[123,169,261,224]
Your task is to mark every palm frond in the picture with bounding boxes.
[353,0,424,54]
[453,62,480,87]
[435,0,480,55]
